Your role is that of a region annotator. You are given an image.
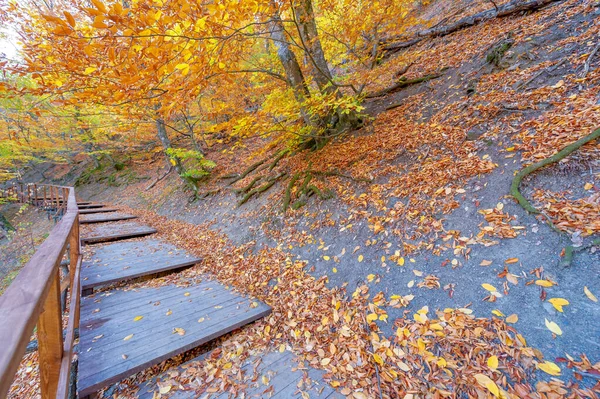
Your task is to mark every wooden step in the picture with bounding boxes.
[79,207,119,214]
[81,239,201,291]
[77,281,271,397]
[79,212,137,224]
[81,222,157,245]
[135,350,343,399]
[78,203,106,209]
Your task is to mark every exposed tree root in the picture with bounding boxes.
[366,72,443,99]
[510,127,600,267]
[582,41,600,78]
[145,165,173,191]
[237,172,287,206]
[559,238,600,268]
[517,59,566,90]
[381,0,562,55]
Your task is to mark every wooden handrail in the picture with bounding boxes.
[0,183,81,399]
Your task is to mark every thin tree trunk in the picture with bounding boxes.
[268,13,314,126]
[155,116,183,176]
[292,0,336,96]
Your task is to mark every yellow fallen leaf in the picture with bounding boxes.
[262,375,269,385]
[358,255,364,262]
[173,327,186,336]
[166,309,172,316]
[123,334,134,341]
[184,292,191,296]
[584,286,598,302]
[548,298,569,313]
[537,361,561,376]
[487,355,498,371]
[198,317,205,323]
[492,309,505,317]
[535,279,554,287]
[321,358,331,366]
[133,316,143,322]
[332,267,337,273]
[482,283,497,292]
[159,385,171,394]
[367,274,375,282]
[398,257,405,266]
[323,255,330,261]
[407,280,415,288]
[545,319,562,336]
[474,373,500,397]
[584,182,593,190]
[279,344,286,353]
[505,257,519,264]
[373,353,384,366]
[366,313,378,323]
[223,362,232,369]
[505,314,518,324]
[381,256,385,263]
[480,260,492,266]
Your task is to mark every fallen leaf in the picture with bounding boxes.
[198,317,205,323]
[474,373,500,397]
[547,298,569,312]
[537,361,561,376]
[398,257,405,266]
[173,327,186,336]
[159,385,171,394]
[535,279,554,287]
[492,309,505,317]
[505,257,519,264]
[133,316,143,322]
[358,255,364,262]
[184,292,191,297]
[480,259,492,266]
[505,314,518,324]
[487,355,498,371]
[584,286,598,302]
[584,182,593,190]
[544,319,562,336]
[323,255,330,261]
[482,283,497,292]
[123,334,134,341]
[367,274,375,282]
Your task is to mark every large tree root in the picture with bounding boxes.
[510,127,600,267]
[381,0,562,54]
[237,172,287,206]
[366,72,443,99]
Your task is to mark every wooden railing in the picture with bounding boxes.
[0,183,81,399]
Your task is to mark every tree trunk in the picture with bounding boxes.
[268,12,315,127]
[155,116,184,176]
[292,0,336,96]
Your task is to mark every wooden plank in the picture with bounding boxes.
[37,272,64,398]
[78,208,119,214]
[81,239,201,290]
[78,204,106,209]
[56,254,82,399]
[81,222,157,245]
[78,282,271,397]
[79,212,137,224]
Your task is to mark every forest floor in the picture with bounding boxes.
[9,0,600,398]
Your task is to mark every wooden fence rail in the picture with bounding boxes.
[0,183,81,399]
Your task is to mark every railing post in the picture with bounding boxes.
[37,271,63,398]
[69,214,80,327]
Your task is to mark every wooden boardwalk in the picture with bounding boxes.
[79,212,137,224]
[81,239,201,291]
[134,350,343,399]
[76,201,274,398]
[78,282,271,397]
[81,221,157,244]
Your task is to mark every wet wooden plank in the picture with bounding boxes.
[78,204,106,209]
[79,212,137,224]
[78,282,271,397]
[79,208,119,215]
[81,222,157,245]
[81,239,201,290]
